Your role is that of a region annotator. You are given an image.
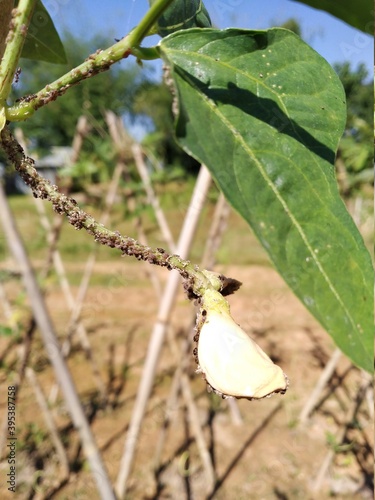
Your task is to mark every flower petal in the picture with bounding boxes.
[196,289,288,399]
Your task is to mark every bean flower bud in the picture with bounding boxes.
[195,289,288,400]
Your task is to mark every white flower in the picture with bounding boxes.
[196,289,288,400]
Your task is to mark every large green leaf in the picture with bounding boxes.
[158,28,373,373]
[149,0,211,37]
[292,0,373,33]
[20,0,67,64]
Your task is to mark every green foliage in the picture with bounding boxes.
[59,136,117,189]
[158,27,373,372]
[132,80,200,173]
[12,34,141,153]
[326,431,354,453]
[338,121,373,190]
[335,63,372,126]
[292,0,373,32]
[150,164,187,183]
[2,0,373,374]
[149,0,211,37]
[277,18,302,37]
[23,422,49,447]
[19,0,67,64]
[334,63,373,194]
[0,325,14,336]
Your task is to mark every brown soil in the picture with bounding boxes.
[0,262,373,500]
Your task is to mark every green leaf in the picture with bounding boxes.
[149,0,211,37]
[0,325,14,337]
[158,28,373,373]
[291,0,372,33]
[20,0,67,64]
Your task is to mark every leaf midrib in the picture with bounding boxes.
[170,50,363,346]
[171,43,341,154]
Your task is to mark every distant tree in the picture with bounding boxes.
[10,33,199,176]
[11,31,371,188]
[131,79,200,174]
[333,62,373,194]
[278,18,302,37]
[333,62,372,126]
[11,34,142,153]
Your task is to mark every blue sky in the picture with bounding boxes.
[50,0,373,79]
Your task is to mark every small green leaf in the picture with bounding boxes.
[0,325,14,337]
[292,0,373,33]
[20,0,67,64]
[149,0,211,37]
[159,28,373,373]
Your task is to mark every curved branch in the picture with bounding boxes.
[0,125,213,297]
[5,0,175,121]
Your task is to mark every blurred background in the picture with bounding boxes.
[0,1,373,499]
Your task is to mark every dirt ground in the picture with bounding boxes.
[0,261,373,500]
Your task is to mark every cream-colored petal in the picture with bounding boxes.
[197,289,288,399]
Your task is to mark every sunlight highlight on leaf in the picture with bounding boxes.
[159,28,373,372]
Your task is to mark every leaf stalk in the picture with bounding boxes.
[0,124,213,297]
[5,0,174,121]
[0,0,37,105]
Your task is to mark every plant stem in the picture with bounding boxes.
[0,0,36,104]
[5,0,175,121]
[0,125,212,296]
[131,46,160,61]
[0,0,14,62]
[127,0,175,46]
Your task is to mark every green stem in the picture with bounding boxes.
[0,125,212,297]
[0,0,37,104]
[126,0,175,46]
[131,46,160,61]
[5,0,175,121]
